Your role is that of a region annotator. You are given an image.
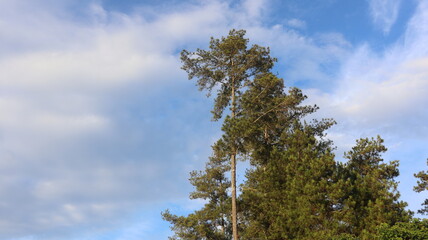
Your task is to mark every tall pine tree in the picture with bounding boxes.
[163,30,412,240]
[164,29,275,239]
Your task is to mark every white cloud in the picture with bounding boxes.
[311,53,428,136]
[0,0,224,238]
[5,0,422,239]
[286,18,306,29]
[242,0,268,20]
[0,0,317,238]
[368,0,402,34]
[305,0,428,213]
[311,1,428,138]
[241,25,352,88]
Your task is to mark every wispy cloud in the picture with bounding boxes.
[308,0,428,213]
[0,0,352,239]
[311,0,428,138]
[0,0,222,238]
[1,0,426,239]
[286,18,306,29]
[368,0,402,34]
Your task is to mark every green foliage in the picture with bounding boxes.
[165,29,276,240]
[162,29,422,240]
[238,73,325,164]
[337,136,411,238]
[331,233,360,240]
[237,72,338,239]
[162,140,232,240]
[180,29,276,121]
[376,219,428,240]
[414,159,428,214]
[240,124,339,239]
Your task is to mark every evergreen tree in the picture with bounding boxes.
[164,29,275,239]
[237,73,339,239]
[237,72,325,165]
[241,124,339,240]
[414,159,428,214]
[376,219,428,240]
[163,29,413,240]
[338,136,411,239]
[162,140,232,239]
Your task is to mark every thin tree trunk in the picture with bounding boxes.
[231,82,238,240]
[231,152,238,240]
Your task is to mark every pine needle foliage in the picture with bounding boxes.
[162,30,416,240]
[414,159,428,214]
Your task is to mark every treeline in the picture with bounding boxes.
[162,30,428,240]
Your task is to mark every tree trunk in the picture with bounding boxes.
[231,153,238,239]
[231,83,238,240]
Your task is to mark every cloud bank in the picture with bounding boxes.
[308,0,428,214]
[0,0,427,239]
[0,0,352,238]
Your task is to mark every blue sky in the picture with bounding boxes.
[0,0,427,239]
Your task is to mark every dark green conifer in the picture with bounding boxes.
[163,30,413,240]
[238,73,339,239]
[338,136,411,239]
[376,219,428,240]
[162,140,231,239]
[414,159,428,214]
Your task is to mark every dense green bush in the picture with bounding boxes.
[376,219,428,240]
[331,233,359,240]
